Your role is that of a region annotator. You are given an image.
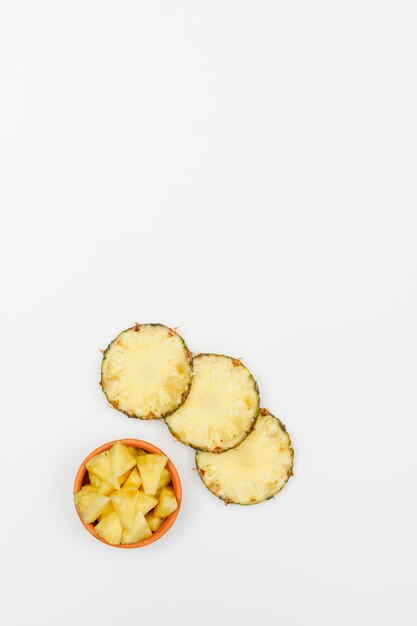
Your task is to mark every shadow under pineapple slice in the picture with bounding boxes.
[166,354,259,453]
[101,323,192,419]
[195,409,294,505]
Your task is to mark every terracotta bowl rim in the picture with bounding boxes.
[73,438,182,549]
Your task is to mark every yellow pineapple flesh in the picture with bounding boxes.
[136,454,168,495]
[74,486,110,523]
[98,501,114,521]
[121,467,142,491]
[157,467,172,490]
[146,512,165,532]
[165,354,259,452]
[154,486,178,518]
[88,472,114,496]
[121,510,152,544]
[101,324,192,419]
[86,450,119,491]
[195,410,294,505]
[95,511,123,545]
[110,441,137,479]
[110,489,139,530]
[118,469,132,487]
[136,490,158,516]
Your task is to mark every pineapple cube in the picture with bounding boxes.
[136,490,158,516]
[86,450,120,491]
[121,467,141,491]
[95,511,123,545]
[109,441,137,478]
[74,486,110,523]
[110,489,139,530]
[121,510,152,544]
[135,448,147,456]
[154,486,177,518]
[146,512,165,532]
[137,454,168,495]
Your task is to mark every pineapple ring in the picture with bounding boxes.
[196,410,294,505]
[101,324,192,419]
[165,354,259,452]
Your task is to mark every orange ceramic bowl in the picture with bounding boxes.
[73,439,182,548]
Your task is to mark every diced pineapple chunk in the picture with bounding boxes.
[95,511,123,545]
[86,450,120,491]
[98,501,114,521]
[88,471,114,496]
[88,471,101,488]
[110,489,139,530]
[135,448,147,456]
[74,486,110,523]
[121,510,152,544]
[137,454,168,495]
[154,486,177,518]
[121,467,141,491]
[110,441,137,478]
[118,469,132,487]
[157,467,172,490]
[146,512,165,532]
[136,491,158,516]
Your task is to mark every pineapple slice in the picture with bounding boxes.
[137,454,168,495]
[110,441,137,478]
[154,486,178,518]
[136,490,158,516]
[86,450,120,491]
[88,472,114,496]
[95,511,123,545]
[101,324,192,419]
[166,354,259,452]
[121,467,142,491]
[121,510,152,544]
[146,512,165,532]
[157,467,172,490]
[74,486,110,523]
[196,409,294,505]
[110,490,139,530]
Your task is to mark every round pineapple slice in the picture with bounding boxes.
[101,324,192,419]
[195,409,294,505]
[165,354,259,452]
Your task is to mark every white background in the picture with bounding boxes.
[1,2,416,625]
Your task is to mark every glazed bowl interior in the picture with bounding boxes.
[74,438,182,548]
